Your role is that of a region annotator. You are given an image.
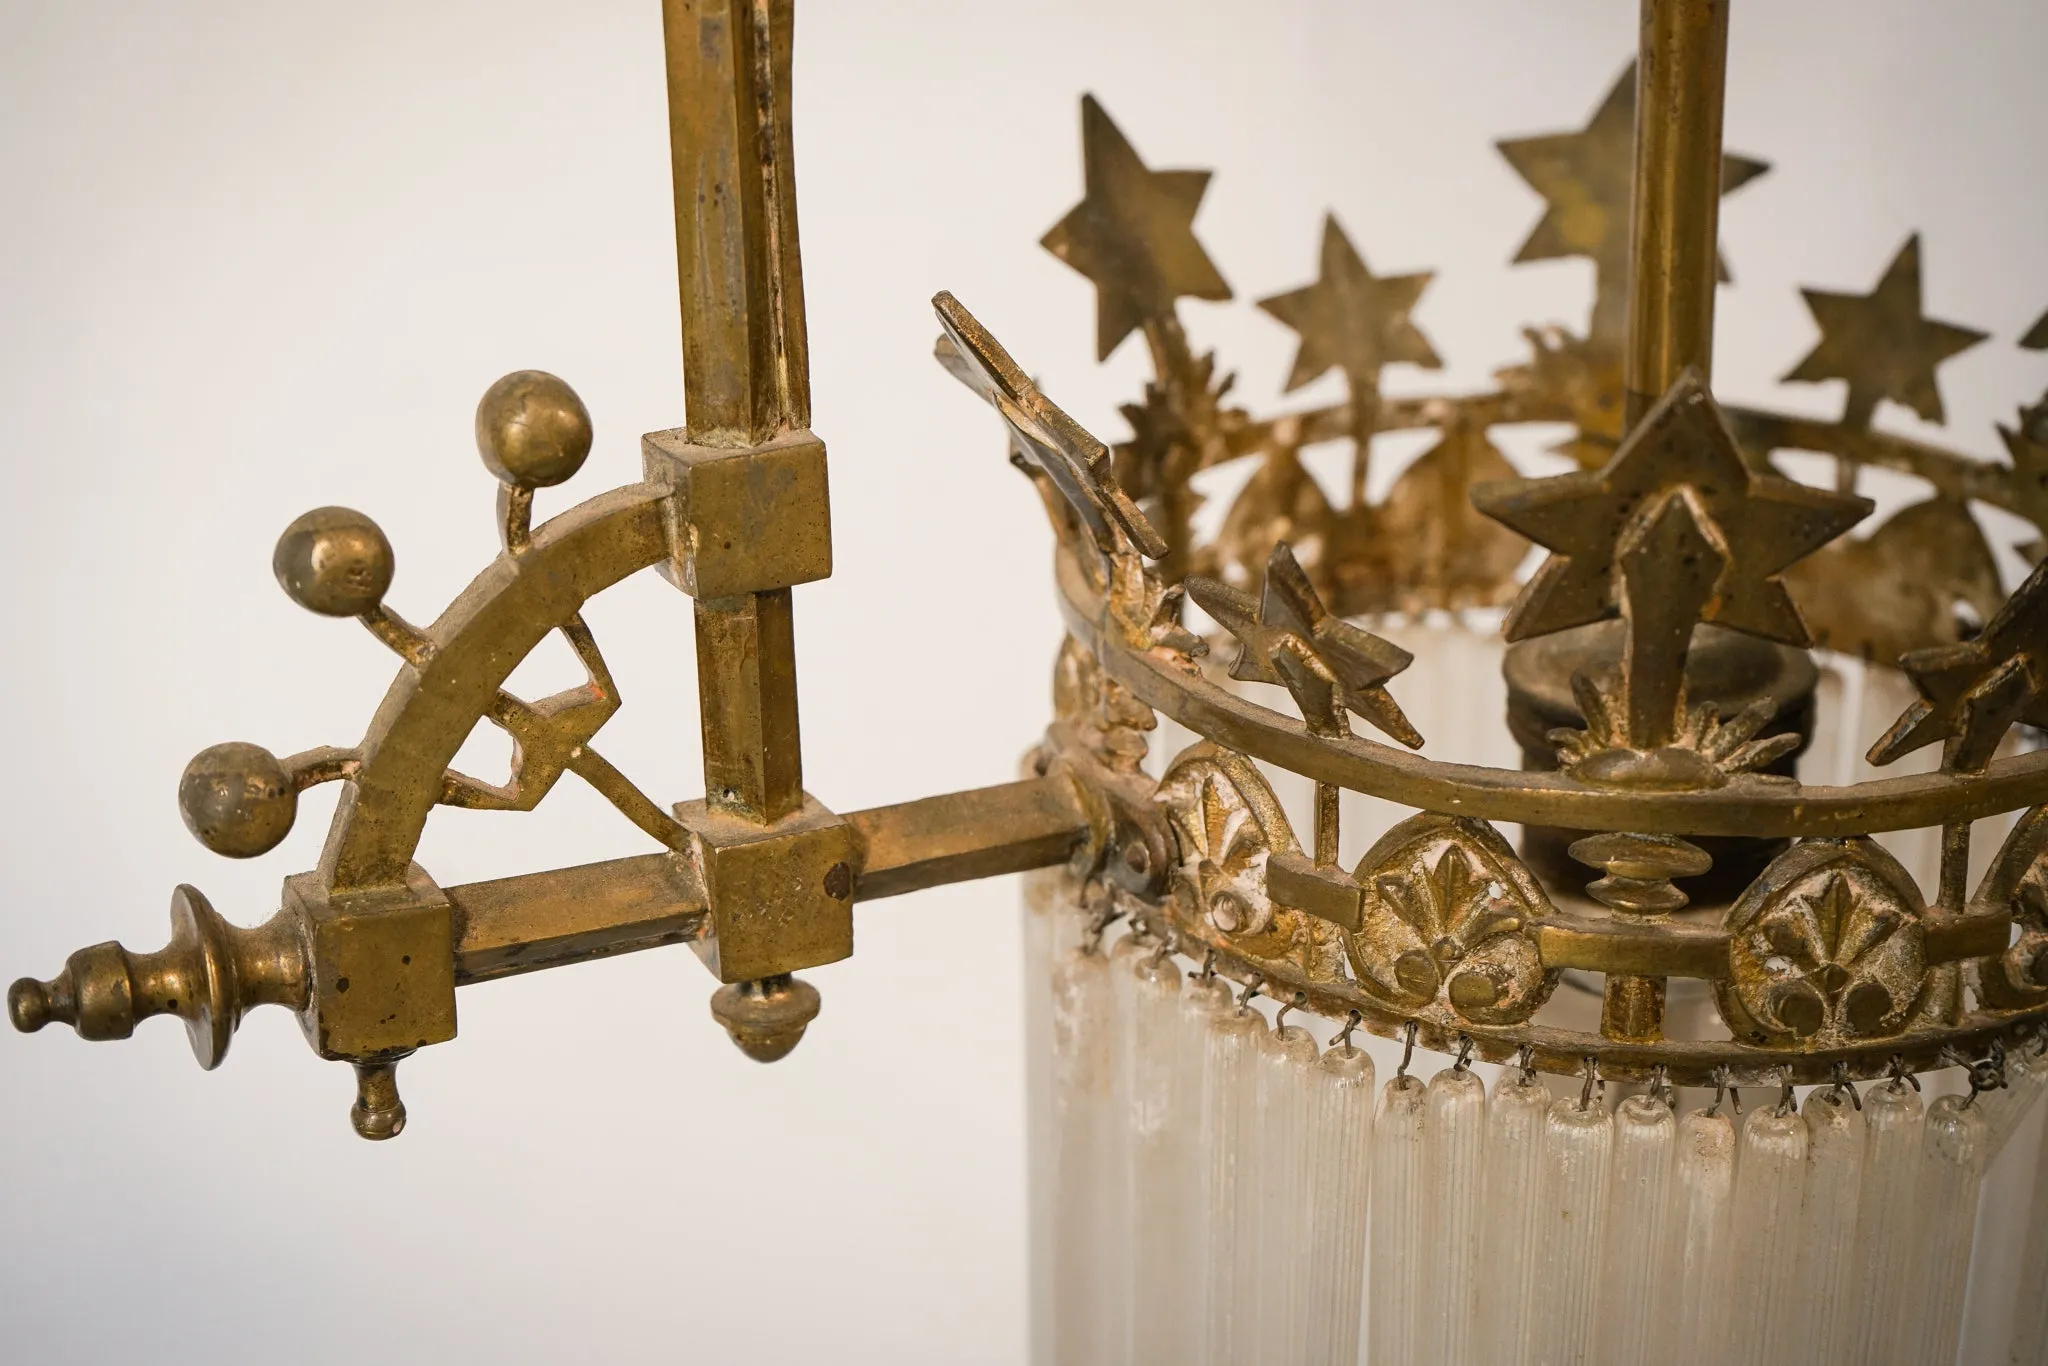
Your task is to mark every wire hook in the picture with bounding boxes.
[1275,991,1305,1031]
[1829,1061,1862,1111]
[1578,1056,1600,1112]
[1515,1043,1536,1084]
[1330,1009,1362,1051]
[1707,1065,1739,1118]
[1774,1066,1796,1117]
[1237,974,1264,1012]
[1396,1020,1418,1080]
[1452,1035,1476,1072]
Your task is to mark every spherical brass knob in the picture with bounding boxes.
[179,742,297,858]
[475,371,593,489]
[710,974,821,1063]
[273,507,394,617]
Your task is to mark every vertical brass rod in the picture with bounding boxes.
[1313,781,1340,867]
[1623,0,1730,429]
[663,0,811,448]
[662,0,819,829]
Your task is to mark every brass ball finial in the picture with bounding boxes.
[179,742,297,858]
[710,974,821,1063]
[273,507,394,617]
[349,1058,408,1140]
[8,977,51,1032]
[475,370,593,489]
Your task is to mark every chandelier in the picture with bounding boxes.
[12,3,2048,1363]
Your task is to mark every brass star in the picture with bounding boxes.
[1042,94,1232,361]
[1472,370,1871,645]
[932,290,1168,560]
[1870,556,2048,772]
[1998,392,2048,539]
[2022,306,2048,351]
[1257,214,1440,396]
[1781,234,1988,428]
[1497,63,1767,293]
[1185,542,1422,748]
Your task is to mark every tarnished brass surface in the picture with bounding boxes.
[14,0,2048,1137]
[1623,0,1729,424]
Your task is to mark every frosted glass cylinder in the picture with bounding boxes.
[2010,1081,2048,1365]
[1658,1109,1735,1366]
[1198,1001,1266,1366]
[1477,1074,1551,1366]
[1302,1041,1374,1366]
[1985,1037,2048,1160]
[1910,1095,1990,1366]
[1532,1095,1614,1366]
[1850,1079,1926,1366]
[1796,1087,1866,1366]
[1021,872,1060,1366]
[1368,1073,1429,1366]
[1253,1023,1318,1366]
[1050,945,1116,1366]
[1595,1094,1674,1366]
[1178,971,1233,1363]
[1729,1104,1809,1366]
[1097,937,1138,1360]
[1125,951,1190,1366]
[1424,1066,1487,1366]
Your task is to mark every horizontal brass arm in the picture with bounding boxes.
[445,775,1089,986]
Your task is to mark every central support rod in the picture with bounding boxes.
[1623,0,1730,428]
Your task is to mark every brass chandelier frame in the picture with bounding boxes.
[13,0,2048,1136]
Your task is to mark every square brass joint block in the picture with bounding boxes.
[643,427,832,599]
[675,793,861,984]
[285,867,458,1060]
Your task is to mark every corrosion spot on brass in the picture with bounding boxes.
[179,742,297,859]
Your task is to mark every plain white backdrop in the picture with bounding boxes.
[3,3,2046,1362]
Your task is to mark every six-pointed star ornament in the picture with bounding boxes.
[1869,555,2048,773]
[1041,94,1233,362]
[1258,214,1441,396]
[932,290,1169,560]
[1472,369,1872,646]
[1185,542,1423,748]
[1781,234,1988,429]
[1497,63,1767,299]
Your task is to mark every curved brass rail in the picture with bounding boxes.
[1057,548,2048,838]
[320,484,672,894]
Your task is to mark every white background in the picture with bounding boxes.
[3,3,2046,1362]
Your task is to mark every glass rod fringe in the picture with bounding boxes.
[1595,1093,1674,1366]
[1176,972,1233,1365]
[1301,1039,1374,1366]
[1368,1072,1429,1366]
[1197,999,1265,1366]
[1850,1079,1926,1366]
[1050,942,1116,1366]
[1796,1087,1866,1366]
[1729,1101,1810,1366]
[1533,1090,1613,1366]
[2011,1079,2048,1364]
[1424,1064,1486,1366]
[1253,1021,1318,1366]
[1911,1095,1990,1366]
[1478,1072,1552,1366]
[1658,1107,1735,1366]
[1122,949,1189,1366]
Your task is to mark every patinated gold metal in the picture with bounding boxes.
[13,0,2048,1140]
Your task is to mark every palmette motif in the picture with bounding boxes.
[1345,815,1557,1027]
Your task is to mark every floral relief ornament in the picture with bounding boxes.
[1345,814,1557,1026]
